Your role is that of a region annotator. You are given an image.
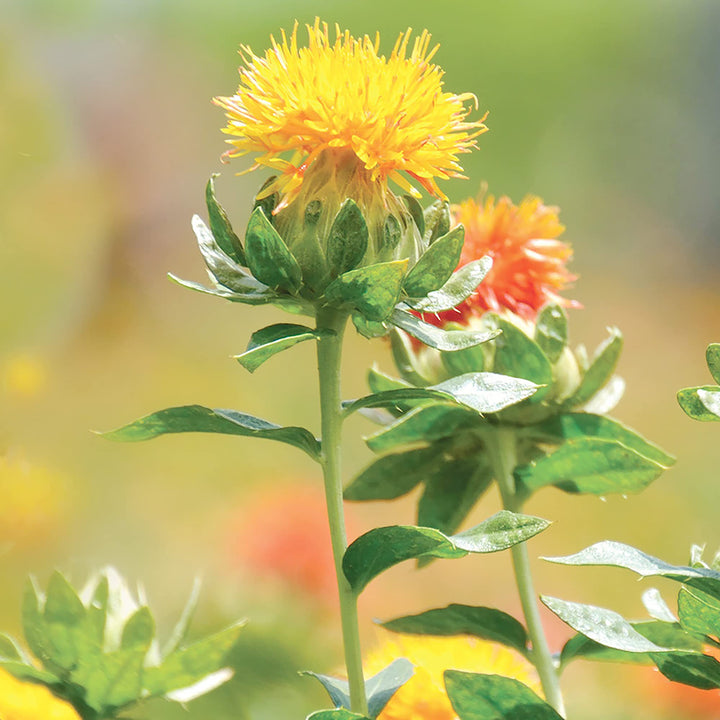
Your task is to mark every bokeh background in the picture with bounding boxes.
[2,1,720,718]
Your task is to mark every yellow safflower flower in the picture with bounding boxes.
[0,669,80,720]
[365,634,540,720]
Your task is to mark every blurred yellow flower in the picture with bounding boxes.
[0,668,80,720]
[215,19,486,212]
[365,634,540,720]
[2,353,47,398]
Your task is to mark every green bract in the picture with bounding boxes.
[0,570,244,720]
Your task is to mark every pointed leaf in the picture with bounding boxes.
[22,578,53,668]
[651,652,720,690]
[642,588,677,623]
[707,344,720,384]
[422,199,450,244]
[533,413,675,467]
[121,607,154,652]
[343,511,549,594]
[515,437,665,496]
[389,328,433,386]
[205,175,244,263]
[0,661,57,684]
[352,314,387,339]
[403,195,425,236]
[382,605,528,655]
[302,671,351,710]
[235,323,331,372]
[308,711,369,720]
[162,578,201,658]
[391,309,499,351]
[245,207,302,292]
[0,634,24,662]
[168,272,277,306]
[535,304,568,363]
[432,372,540,414]
[403,225,464,297]
[366,658,413,718]
[405,257,492,313]
[79,647,146,711]
[343,389,451,418]
[581,375,625,414]
[327,199,369,277]
[445,670,563,720]
[678,586,720,638]
[101,405,321,461]
[44,572,87,670]
[678,386,720,421]
[565,328,623,407]
[252,175,279,219]
[344,447,440,501]
[325,260,408,321]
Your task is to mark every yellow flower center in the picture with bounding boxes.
[0,669,80,720]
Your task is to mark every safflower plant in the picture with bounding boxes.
[1,17,718,720]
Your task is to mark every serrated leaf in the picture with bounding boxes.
[445,670,563,720]
[533,413,675,467]
[405,258,492,314]
[391,309,499,351]
[365,404,479,453]
[432,372,540,414]
[302,671,351,710]
[403,226,464,297]
[541,596,672,654]
[365,658,413,718]
[325,260,408,321]
[235,323,330,372]
[707,344,720,384]
[678,586,720,638]
[205,175,244,263]
[535,304,568,363]
[344,447,440,501]
[515,437,665,496]
[327,199,369,277]
[343,511,549,594]
[403,195,425,237]
[678,386,720,421]
[101,405,321,461]
[245,207,302,293]
[565,328,623,407]
[382,605,528,655]
[144,622,245,698]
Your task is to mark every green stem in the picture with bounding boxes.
[487,427,566,717]
[315,307,368,716]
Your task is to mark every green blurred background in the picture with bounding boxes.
[2,1,720,717]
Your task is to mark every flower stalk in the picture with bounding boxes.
[316,306,368,715]
[486,426,566,717]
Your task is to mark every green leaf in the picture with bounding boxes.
[441,341,486,378]
[144,622,245,697]
[422,199,450,244]
[535,304,568,363]
[565,328,623,407]
[343,511,549,594]
[121,607,154,652]
[432,373,540,414]
[389,328,433,386]
[352,314,387,339]
[642,588,677,622]
[403,195,425,237]
[101,405,321,461]
[367,368,410,394]
[417,455,493,538]
[205,175,244,263]
[245,207,302,293]
[391,309,500,351]
[382,605,528,655]
[0,634,24,661]
[515,437,665,496]
[403,226,464,297]
[533,413,676,467]
[80,647,146,711]
[366,658,413,718]
[344,447,440,501]
[327,199,369,277]
[445,670,563,720]
[486,315,553,398]
[161,578,201,658]
[168,272,277,306]
[302,671,351,710]
[365,404,479,453]
[324,260,408,321]
[651,652,720,690]
[678,586,720,638]
[307,710,370,720]
[707,344,720,384]
[541,596,672,654]
[44,571,87,670]
[677,386,720,421]
[0,661,57,684]
[252,176,279,219]
[405,257,492,314]
[22,578,54,669]
[235,323,331,372]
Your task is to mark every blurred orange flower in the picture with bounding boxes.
[0,668,80,720]
[421,194,578,327]
[365,633,540,720]
[226,484,357,604]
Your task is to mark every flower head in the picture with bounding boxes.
[215,20,486,212]
[365,634,540,720]
[421,194,578,327]
[0,668,80,720]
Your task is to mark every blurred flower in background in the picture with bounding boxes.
[0,667,80,720]
[2,353,47,399]
[365,633,540,720]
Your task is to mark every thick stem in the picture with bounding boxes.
[487,427,566,717]
[315,307,368,715]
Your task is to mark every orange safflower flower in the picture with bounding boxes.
[215,20,486,212]
[421,194,578,326]
[365,634,540,720]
